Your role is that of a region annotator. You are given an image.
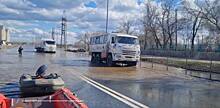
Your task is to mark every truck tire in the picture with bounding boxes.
[107,54,113,67]
[36,47,44,52]
[91,53,95,64]
[96,53,101,64]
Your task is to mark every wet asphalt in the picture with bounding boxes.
[0,45,220,108]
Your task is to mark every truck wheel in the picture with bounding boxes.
[107,54,113,67]
[96,54,101,64]
[91,53,95,64]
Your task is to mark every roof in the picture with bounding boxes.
[112,33,138,38]
[90,33,138,38]
[41,39,55,41]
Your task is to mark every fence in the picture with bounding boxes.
[141,49,220,60]
[140,49,220,81]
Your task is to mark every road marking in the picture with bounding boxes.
[80,76,139,108]
[79,75,149,108]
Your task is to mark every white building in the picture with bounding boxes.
[0,25,10,45]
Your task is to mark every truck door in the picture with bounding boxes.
[101,35,107,59]
[108,35,115,53]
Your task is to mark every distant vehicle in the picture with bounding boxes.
[35,39,56,53]
[77,48,86,52]
[66,47,78,52]
[89,33,140,66]
[66,47,86,52]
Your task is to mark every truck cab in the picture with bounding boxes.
[107,33,140,66]
[35,39,56,53]
[89,33,140,66]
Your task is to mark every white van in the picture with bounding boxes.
[35,39,56,53]
[89,33,140,66]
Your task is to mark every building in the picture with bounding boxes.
[0,25,10,45]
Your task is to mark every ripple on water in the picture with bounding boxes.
[52,59,90,67]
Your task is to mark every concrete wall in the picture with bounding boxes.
[5,29,10,42]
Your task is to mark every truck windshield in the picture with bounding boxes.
[117,36,138,44]
[45,41,55,45]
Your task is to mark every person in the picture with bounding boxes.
[18,46,23,55]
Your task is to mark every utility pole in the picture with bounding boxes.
[202,35,204,45]
[175,9,178,50]
[60,29,62,45]
[52,28,55,40]
[106,0,109,33]
[61,10,67,49]
[55,29,58,44]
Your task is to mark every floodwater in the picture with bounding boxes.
[0,45,220,108]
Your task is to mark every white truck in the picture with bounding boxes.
[89,33,140,66]
[35,39,56,53]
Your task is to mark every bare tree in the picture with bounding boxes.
[198,0,220,32]
[77,33,90,50]
[191,11,202,51]
[142,0,186,50]
[143,1,162,49]
[117,17,135,35]
[157,0,178,49]
[183,0,203,51]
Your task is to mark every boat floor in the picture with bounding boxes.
[11,96,54,108]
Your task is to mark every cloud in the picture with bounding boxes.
[0,0,145,43]
[1,0,36,10]
[9,27,77,44]
[0,4,20,15]
[29,0,86,9]
[0,20,36,28]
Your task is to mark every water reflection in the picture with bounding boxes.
[52,59,90,67]
[99,78,220,108]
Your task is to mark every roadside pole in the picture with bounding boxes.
[166,56,168,71]
[152,57,153,68]
[209,51,213,80]
[166,49,169,71]
[106,0,109,33]
[185,45,188,74]
[152,50,154,69]
[139,53,141,68]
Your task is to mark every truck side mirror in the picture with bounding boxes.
[111,37,115,43]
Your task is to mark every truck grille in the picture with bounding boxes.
[122,50,136,56]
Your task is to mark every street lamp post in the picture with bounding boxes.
[106,0,109,33]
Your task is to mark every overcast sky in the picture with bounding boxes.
[0,0,145,43]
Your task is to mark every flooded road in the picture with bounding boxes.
[0,45,220,108]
